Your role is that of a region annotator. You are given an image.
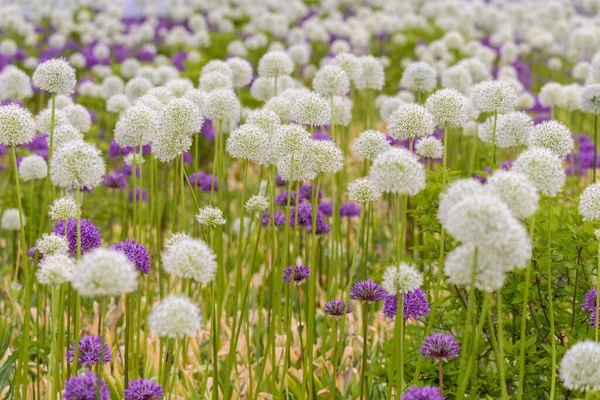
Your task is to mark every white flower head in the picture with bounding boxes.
[245,195,270,214]
[559,341,600,391]
[486,170,539,219]
[72,248,138,297]
[50,141,106,190]
[161,98,203,136]
[352,130,390,161]
[579,182,600,222]
[18,154,47,181]
[528,120,574,159]
[438,179,485,226]
[36,233,69,256]
[538,82,563,108]
[370,148,426,196]
[581,84,600,114]
[388,103,436,141]
[291,92,331,127]
[333,53,362,86]
[471,80,517,114]
[114,105,157,147]
[1,208,24,230]
[258,51,294,78]
[32,58,76,95]
[195,206,226,227]
[382,263,423,294]
[63,104,91,133]
[149,295,202,339]
[48,197,80,221]
[36,254,74,286]
[425,89,470,128]
[309,139,344,175]
[479,112,533,148]
[441,65,472,94]
[355,55,384,90]
[162,237,217,283]
[226,123,269,165]
[226,57,253,88]
[204,89,241,121]
[313,65,350,97]
[0,104,35,146]
[164,232,191,249]
[35,108,69,134]
[415,136,443,159]
[400,61,437,93]
[347,177,381,204]
[199,71,233,93]
[125,77,153,102]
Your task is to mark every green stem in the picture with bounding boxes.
[547,198,557,399]
[360,303,369,400]
[395,294,405,396]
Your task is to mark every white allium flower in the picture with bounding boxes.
[164,232,191,249]
[226,123,269,164]
[0,104,35,146]
[246,108,280,136]
[355,55,384,90]
[124,153,144,167]
[72,248,138,297]
[50,141,105,190]
[32,58,76,95]
[69,53,86,69]
[63,104,91,133]
[275,123,311,155]
[581,84,600,114]
[183,89,206,112]
[445,243,507,292]
[36,233,69,256]
[415,136,443,159]
[201,60,232,79]
[48,197,79,221]
[226,57,253,88]
[579,182,600,222]
[35,108,69,134]
[195,206,226,227]
[425,89,470,128]
[382,263,423,294]
[291,92,331,126]
[528,120,574,159]
[51,124,83,149]
[276,150,316,182]
[125,77,153,102]
[309,139,344,175]
[559,341,600,391]
[560,84,581,112]
[51,95,73,110]
[287,43,311,66]
[471,80,517,114]
[388,103,436,140]
[352,130,390,161]
[538,82,563,108]
[149,296,202,339]
[265,96,293,123]
[101,75,124,100]
[1,209,23,230]
[486,171,539,219]
[573,62,591,82]
[258,51,294,78]
[438,179,485,226]
[245,195,270,214]
[0,39,17,56]
[152,129,193,163]
[199,71,233,93]
[146,87,174,105]
[512,147,565,197]
[347,177,381,203]
[18,154,47,181]
[333,53,362,86]
[162,237,217,283]
[400,61,437,93]
[161,98,203,135]
[106,94,131,113]
[0,66,33,101]
[250,77,277,102]
[380,97,404,122]
[36,254,74,286]
[441,65,472,94]
[204,89,241,121]
[516,92,535,110]
[165,78,194,98]
[479,112,533,148]
[313,65,350,97]
[121,58,141,78]
[370,148,426,196]
[458,58,492,83]
[331,96,352,126]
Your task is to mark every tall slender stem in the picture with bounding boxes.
[547,198,557,399]
[395,294,405,396]
[360,303,369,400]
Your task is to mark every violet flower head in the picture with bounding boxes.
[63,371,109,400]
[318,200,333,216]
[108,140,121,158]
[283,265,310,285]
[190,171,218,192]
[339,202,361,218]
[420,333,460,361]
[53,218,102,256]
[313,132,332,141]
[275,174,286,187]
[129,187,148,202]
[66,336,111,368]
[262,210,286,227]
[111,239,151,274]
[306,213,331,235]
[102,172,127,189]
[583,288,597,312]
[401,385,444,400]
[275,190,297,206]
[383,289,431,320]
[290,203,313,226]
[350,280,386,303]
[299,183,323,202]
[123,378,164,400]
[323,300,352,318]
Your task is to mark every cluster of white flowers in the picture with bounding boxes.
[48,197,79,221]
[559,341,600,391]
[50,140,106,190]
[72,249,138,297]
[388,104,436,141]
[352,130,390,161]
[149,296,202,339]
[382,263,423,294]
[36,254,74,286]
[369,148,425,196]
[36,233,69,256]
[18,155,47,181]
[195,206,226,227]
[162,237,217,284]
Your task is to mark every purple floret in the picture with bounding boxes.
[129,187,148,202]
[262,210,286,227]
[323,300,352,318]
[299,183,322,202]
[318,200,333,217]
[123,378,164,400]
[102,172,127,189]
[401,385,444,400]
[583,288,597,312]
[111,239,151,274]
[339,202,361,218]
[420,333,460,361]
[383,289,431,320]
[189,171,218,192]
[63,371,109,400]
[53,219,102,256]
[275,190,297,206]
[66,336,111,368]
[350,280,386,303]
[283,265,310,284]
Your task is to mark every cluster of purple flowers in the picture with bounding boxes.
[401,385,444,400]
[66,335,111,368]
[111,239,151,274]
[63,371,110,400]
[420,333,460,361]
[350,280,387,303]
[283,265,311,285]
[53,218,102,256]
[382,289,431,321]
[189,171,219,192]
[323,300,352,318]
[123,378,164,400]
[583,288,598,326]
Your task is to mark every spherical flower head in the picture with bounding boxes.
[370,148,426,196]
[415,136,443,159]
[18,154,47,181]
[124,379,164,400]
[36,108,69,134]
[149,295,202,339]
[72,248,138,297]
[539,82,563,108]
[111,239,151,274]
[36,254,74,286]
[401,385,444,400]
[165,79,194,98]
[245,195,270,214]
[151,129,193,163]
[226,123,269,165]
[1,208,24,230]
[438,179,484,225]
[283,265,310,285]
[471,80,516,114]
[204,89,241,121]
[309,139,344,175]
[162,98,203,136]
[226,57,253,89]
[63,371,109,400]
[355,55,384,90]
[50,141,105,190]
[107,94,131,113]
[583,288,597,313]
[36,233,69,256]
[195,206,226,228]
[32,58,76,95]
[246,109,280,136]
[275,123,311,155]
[199,71,233,93]
[425,88,470,128]
[350,279,386,303]
[52,124,84,149]
[559,341,600,391]
[441,65,472,94]
[276,190,297,206]
[323,300,352,318]
[331,95,353,126]
[486,170,539,219]
[347,177,381,204]
[258,51,294,78]
[444,243,511,292]
[125,77,153,102]
[313,65,350,97]
[581,84,600,114]
[382,289,431,320]
[0,66,33,101]
[49,197,80,221]
[339,202,361,218]
[478,111,533,148]
[63,104,91,133]
[352,130,390,161]
[114,105,157,147]
[420,333,460,361]
[528,120,574,159]
[291,92,331,127]
[162,237,217,283]
[382,263,423,294]
[388,103,437,140]
[66,335,111,368]
[513,147,565,197]
[53,218,101,256]
[579,182,600,222]
[164,232,191,249]
[0,104,35,146]
[400,62,437,94]
[333,53,362,85]
[201,60,232,79]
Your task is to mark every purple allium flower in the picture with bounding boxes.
[189,171,218,192]
[583,288,597,312]
[262,210,286,227]
[283,265,310,284]
[420,333,460,361]
[313,132,332,141]
[383,289,431,320]
[339,202,361,218]
[318,200,333,216]
[111,239,151,274]
[275,190,297,206]
[183,151,192,164]
[401,385,444,400]
[28,246,38,261]
[299,183,322,202]
[275,175,286,187]
[123,378,164,400]
[102,172,127,189]
[53,219,102,256]
[129,187,148,202]
[66,336,111,368]
[350,280,386,303]
[306,214,331,235]
[323,300,352,318]
[108,140,121,158]
[474,161,513,183]
[63,371,109,400]
[290,203,313,226]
